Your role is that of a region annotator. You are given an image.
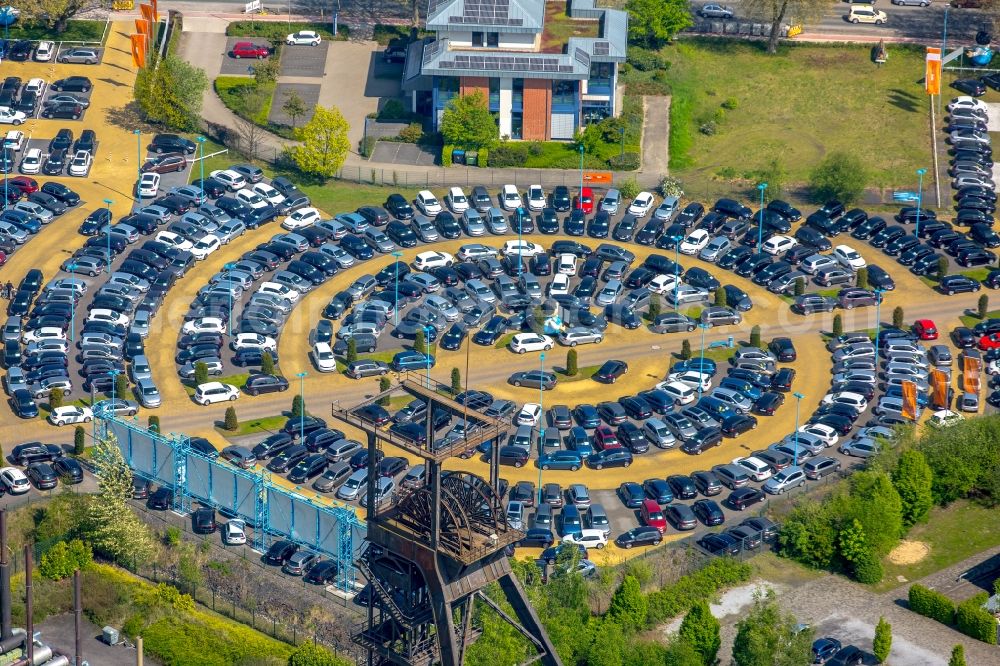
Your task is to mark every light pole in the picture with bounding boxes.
[672,235,683,311]
[757,182,768,254]
[109,369,120,404]
[578,145,584,211]
[296,372,307,441]
[424,326,433,385]
[698,322,710,397]
[133,129,141,185]
[67,262,77,342]
[537,351,545,505]
[874,287,885,353]
[102,198,113,271]
[196,136,206,197]
[224,261,236,336]
[516,207,523,279]
[792,391,805,466]
[391,250,403,325]
[914,168,927,238]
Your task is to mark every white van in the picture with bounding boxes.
[500,184,521,211]
[659,381,695,405]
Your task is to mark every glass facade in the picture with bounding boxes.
[512,78,523,112]
[489,78,500,112]
[588,62,613,96]
[552,80,576,112]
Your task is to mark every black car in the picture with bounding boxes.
[593,359,628,383]
[52,457,84,484]
[551,186,571,211]
[586,448,633,469]
[265,540,299,565]
[615,526,662,549]
[520,528,554,548]
[385,193,414,219]
[952,78,987,96]
[698,532,741,556]
[768,337,796,361]
[192,507,217,534]
[150,134,197,155]
[243,373,289,395]
[11,443,62,466]
[939,274,981,295]
[692,498,725,526]
[25,462,58,490]
[282,415,327,439]
[147,487,173,510]
[51,76,92,93]
[536,208,559,234]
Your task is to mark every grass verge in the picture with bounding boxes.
[225,21,348,41]
[961,309,1000,328]
[217,414,287,437]
[555,364,600,382]
[5,20,107,43]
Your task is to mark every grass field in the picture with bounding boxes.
[4,20,107,43]
[960,309,998,328]
[875,500,1000,592]
[663,39,930,200]
[220,414,287,437]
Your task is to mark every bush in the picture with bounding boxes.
[377,376,391,406]
[397,122,423,143]
[489,142,529,168]
[627,46,667,71]
[833,314,843,337]
[566,349,578,376]
[607,152,641,171]
[979,294,990,319]
[74,427,85,456]
[852,550,884,585]
[224,407,238,432]
[528,141,544,156]
[721,97,739,110]
[956,593,998,644]
[260,352,275,376]
[346,338,358,364]
[39,539,92,581]
[377,98,409,120]
[698,122,717,136]
[451,367,462,394]
[892,306,904,329]
[645,558,753,626]
[658,175,684,199]
[288,643,343,666]
[441,144,453,167]
[478,146,489,167]
[908,584,955,624]
[681,340,692,360]
[291,394,304,418]
[194,362,209,386]
[49,388,64,410]
[618,177,640,200]
[794,277,806,296]
[359,136,377,157]
[147,415,160,434]
[809,151,869,204]
[749,325,761,349]
[226,21,345,43]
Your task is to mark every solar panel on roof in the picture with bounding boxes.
[594,41,610,56]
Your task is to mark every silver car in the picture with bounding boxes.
[410,216,439,242]
[336,469,369,501]
[461,209,487,236]
[424,295,460,321]
[58,48,99,64]
[762,466,806,494]
[699,236,731,262]
[839,436,879,458]
[559,327,603,346]
[600,189,621,214]
[485,207,509,234]
[363,228,395,253]
[643,418,676,448]
[134,377,161,408]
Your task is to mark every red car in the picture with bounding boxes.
[231,42,270,59]
[5,176,38,194]
[978,333,1000,350]
[640,499,667,533]
[913,319,939,340]
[573,187,594,214]
[593,424,621,450]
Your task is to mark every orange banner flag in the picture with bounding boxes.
[135,18,149,36]
[901,380,918,421]
[930,369,949,410]
[151,0,159,22]
[139,3,154,24]
[130,34,147,68]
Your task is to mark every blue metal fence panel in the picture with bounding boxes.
[186,454,213,503]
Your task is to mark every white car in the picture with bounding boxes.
[557,253,577,275]
[0,468,30,495]
[415,190,442,216]
[194,382,240,405]
[68,150,92,176]
[137,172,160,198]
[313,342,336,372]
[223,520,247,545]
[500,184,521,211]
[509,333,553,354]
[516,402,542,426]
[526,185,546,211]
[154,230,194,252]
[286,30,321,45]
[548,273,570,296]
[190,234,222,260]
[282,206,320,230]
[258,281,299,303]
[820,391,868,413]
[35,41,55,61]
[648,274,680,295]
[232,333,276,352]
[412,250,454,270]
[24,78,46,96]
[762,234,797,256]
[501,240,545,257]
[679,229,711,255]
[209,169,246,190]
[19,148,42,175]
[667,370,712,392]
[798,423,839,447]
[833,244,866,271]
[561,529,608,550]
[49,405,94,426]
[733,456,773,482]
[0,107,26,126]
[251,182,285,206]
[445,186,469,213]
[87,308,129,327]
[656,380,696,405]
[627,191,655,217]
[235,189,269,210]
[22,327,67,345]
[182,317,225,335]
[948,96,988,113]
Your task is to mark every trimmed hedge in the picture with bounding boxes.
[226,21,348,43]
[490,143,529,168]
[908,584,955,625]
[441,145,454,167]
[645,557,752,626]
[956,593,998,644]
[607,152,641,171]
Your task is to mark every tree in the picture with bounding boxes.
[681,339,692,360]
[678,601,720,666]
[293,105,351,179]
[114,374,128,400]
[892,306,904,330]
[949,644,966,666]
[856,267,869,290]
[194,362,209,386]
[17,0,96,32]
[39,539,92,581]
[648,299,662,321]
[282,88,308,128]
[224,406,238,431]
[608,575,647,632]
[626,0,693,47]
[979,294,990,319]
[892,449,934,527]
[346,337,358,364]
[291,394,304,418]
[414,328,427,354]
[846,470,904,556]
[832,314,843,338]
[49,387,64,409]
[253,59,280,86]
[794,277,805,296]
[742,0,831,54]
[937,256,949,279]
[74,426,85,456]
[757,158,787,198]
[86,435,155,565]
[750,325,762,349]
[147,415,160,433]
[732,589,813,666]
[809,152,868,204]
[837,518,869,566]
[451,367,462,394]
[287,642,341,666]
[714,287,727,307]
[378,376,392,406]
[134,55,208,131]
[231,84,271,161]
[439,91,498,149]
[260,351,275,376]
[566,349,579,376]
[873,616,892,663]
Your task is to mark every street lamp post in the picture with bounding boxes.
[391,251,403,325]
[792,391,805,466]
[296,372,307,441]
[578,145,584,207]
[914,168,927,238]
[424,325,433,386]
[109,369,120,404]
[698,323,710,397]
[67,262,77,342]
[133,129,141,185]
[196,136,206,198]
[537,352,545,505]
[757,182,768,254]
[672,235,683,311]
[102,198,113,271]
[224,262,236,336]
[874,288,885,354]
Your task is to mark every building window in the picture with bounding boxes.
[437,77,459,108]
[472,32,484,47]
[512,78,523,110]
[489,78,500,112]
[511,112,523,140]
[588,62,613,95]
[487,32,499,47]
[552,80,575,108]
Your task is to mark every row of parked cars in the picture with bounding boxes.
[0,442,84,496]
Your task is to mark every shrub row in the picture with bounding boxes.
[956,593,998,645]
[645,557,752,626]
[489,142,529,168]
[908,584,955,624]
[627,46,669,72]
[607,152,640,171]
[226,21,347,43]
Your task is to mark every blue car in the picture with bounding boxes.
[536,451,583,471]
[391,350,435,372]
[559,505,583,538]
[718,377,762,401]
[566,426,593,456]
[618,481,645,508]
[573,404,600,428]
[671,357,718,377]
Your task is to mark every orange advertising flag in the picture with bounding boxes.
[930,369,949,409]
[925,47,942,96]
[139,3,154,24]
[135,18,149,36]
[130,34,147,68]
[963,355,981,393]
[582,172,613,185]
[151,0,159,22]
[901,380,917,421]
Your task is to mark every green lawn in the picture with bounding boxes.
[226,21,348,41]
[960,309,999,328]
[875,501,1000,592]
[555,364,600,382]
[961,268,992,282]
[662,39,930,201]
[182,373,249,397]
[218,414,287,437]
[494,333,517,350]
[4,20,107,43]
[335,350,397,373]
